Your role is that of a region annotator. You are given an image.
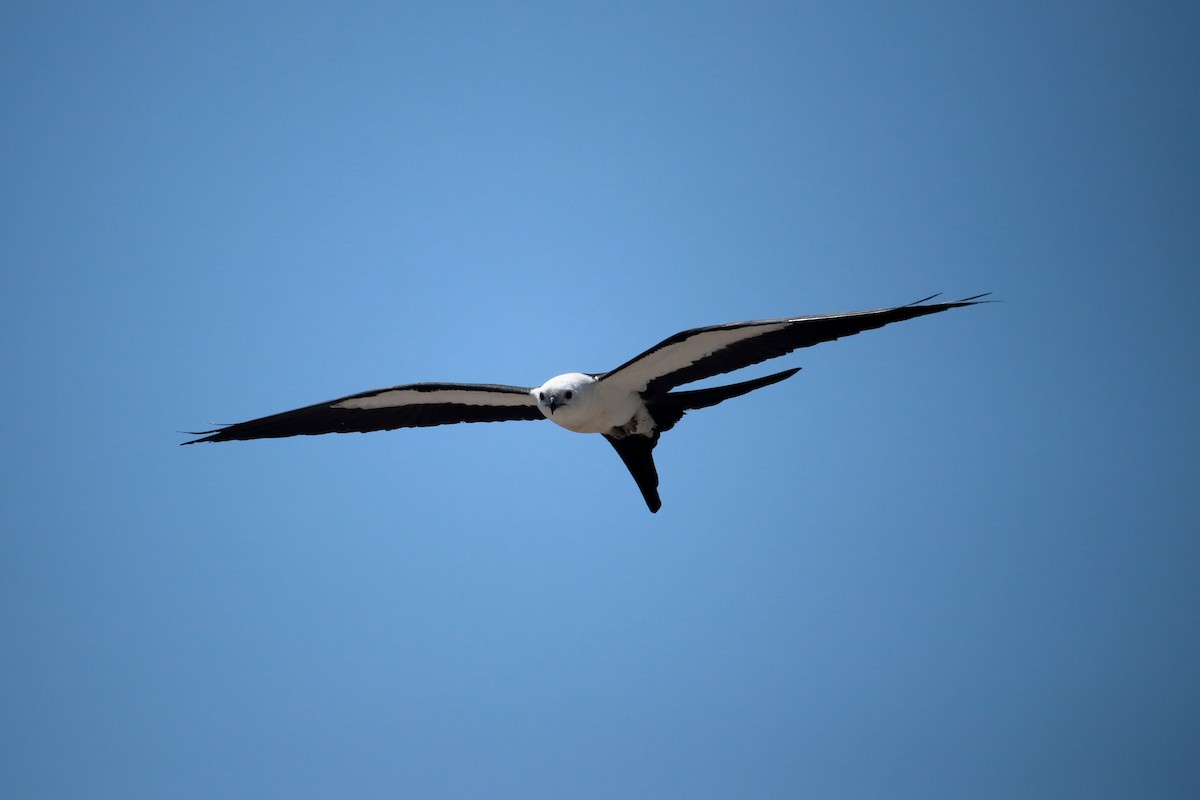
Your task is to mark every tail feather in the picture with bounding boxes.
[604,368,801,513]
[604,434,662,513]
[648,367,800,434]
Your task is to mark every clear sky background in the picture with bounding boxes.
[2,2,1197,798]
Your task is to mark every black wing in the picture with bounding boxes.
[183,382,543,444]
[599,294,989,398]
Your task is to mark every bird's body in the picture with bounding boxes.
[533,373,650,435]
[184,294,988,512]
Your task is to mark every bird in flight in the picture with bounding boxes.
[184,294,988,512]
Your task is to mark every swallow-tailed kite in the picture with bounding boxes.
[183,294,988,512]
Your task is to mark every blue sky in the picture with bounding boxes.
[2,2,1197,798]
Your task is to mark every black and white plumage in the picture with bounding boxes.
[184,294,988,512]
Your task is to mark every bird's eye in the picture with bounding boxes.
[538,392,545,401]
[564,391,573,400]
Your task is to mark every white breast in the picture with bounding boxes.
[535,373,644,434]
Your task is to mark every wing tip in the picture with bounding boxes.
[179,430,219,445]
[907,291,994,308]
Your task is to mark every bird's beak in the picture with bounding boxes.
[547,395,559,414]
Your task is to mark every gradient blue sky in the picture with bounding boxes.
[3,2,1197,798]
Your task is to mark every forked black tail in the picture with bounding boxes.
[604,368,801,513]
